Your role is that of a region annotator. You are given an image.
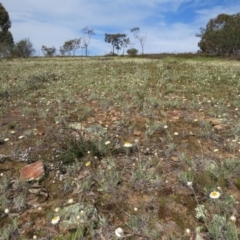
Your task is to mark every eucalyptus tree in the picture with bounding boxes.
[60,38,81,56]
[196,13,240,55]
[0,3,14,57]
[105,33,130,55]
[130,27,147,54]
[82,27,95,56]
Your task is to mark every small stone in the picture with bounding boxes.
[69,122,84,131]
[71,131,80,140]
[112,117,118,121]
[20,160,45,181]
[208,118,220,126]
[133,130,141,136]
[214,125,223,131]
[171,156,178,162]
[172,110,179,116]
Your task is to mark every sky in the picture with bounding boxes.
[1,0,240,56]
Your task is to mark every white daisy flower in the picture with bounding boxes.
[115,227,124,238]
[209,191,220,199]
[51,216,60,225]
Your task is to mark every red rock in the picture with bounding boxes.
[20,160,45,181]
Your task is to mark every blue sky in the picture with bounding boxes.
[1,0,240,56]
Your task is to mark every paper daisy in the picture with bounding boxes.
[115,227,124,238]
[124,142,132,147]
[209,191,220,199]
[51,216,60,225]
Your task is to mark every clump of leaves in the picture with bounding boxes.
[0,89,10,98]
[59,135,112,165]
[8,122,17,129]
[26,72,60,90]
[234,178,240,190]
[207,214,238,240]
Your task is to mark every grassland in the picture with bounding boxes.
[0,56,240,239]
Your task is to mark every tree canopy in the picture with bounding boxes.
[197,13,240,55]
[14,38,35,58]
[59,38,81,56]
[105,33,130,55]
[130,27,147,54]
[0,3,14,57]
[41,45,56,57]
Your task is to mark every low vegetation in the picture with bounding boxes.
[0,55,240,239]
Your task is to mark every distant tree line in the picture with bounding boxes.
[1,2,239,58]
[0,3,144,58]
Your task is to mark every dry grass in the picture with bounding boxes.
[0,56,240,239]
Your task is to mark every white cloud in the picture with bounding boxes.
[1,0,239,55]
[195,4,240,26]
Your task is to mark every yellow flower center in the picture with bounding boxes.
[212,191,218,196]
[85,161,91,167]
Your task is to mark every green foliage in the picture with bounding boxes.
[0,217,19,240]
[13,38,35,58]
[0,41,13,58]
[41,45,56,57]
[0,3,14,57]
[234,178,240,190]
[59,38,81,56]
[197,13,240,55]
[104,33,130,55]
[26,72,60,90]
[59,135,112,165]
[207,214,238,240]
[0,3,11,32]
[127,48,138,56]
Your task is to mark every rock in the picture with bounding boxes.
[20,160,45,181]
[0,154,9,163]
[171,156,178,162]
[172,110,179,116]
[111,116,118,122]
[58,203,99,232]
[214,125,223,131]
[133,130,141,136]
[208,118,220,126]
[69,122,84,131]
[71,131,80,140]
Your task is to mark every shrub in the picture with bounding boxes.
[127,48,138,56]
